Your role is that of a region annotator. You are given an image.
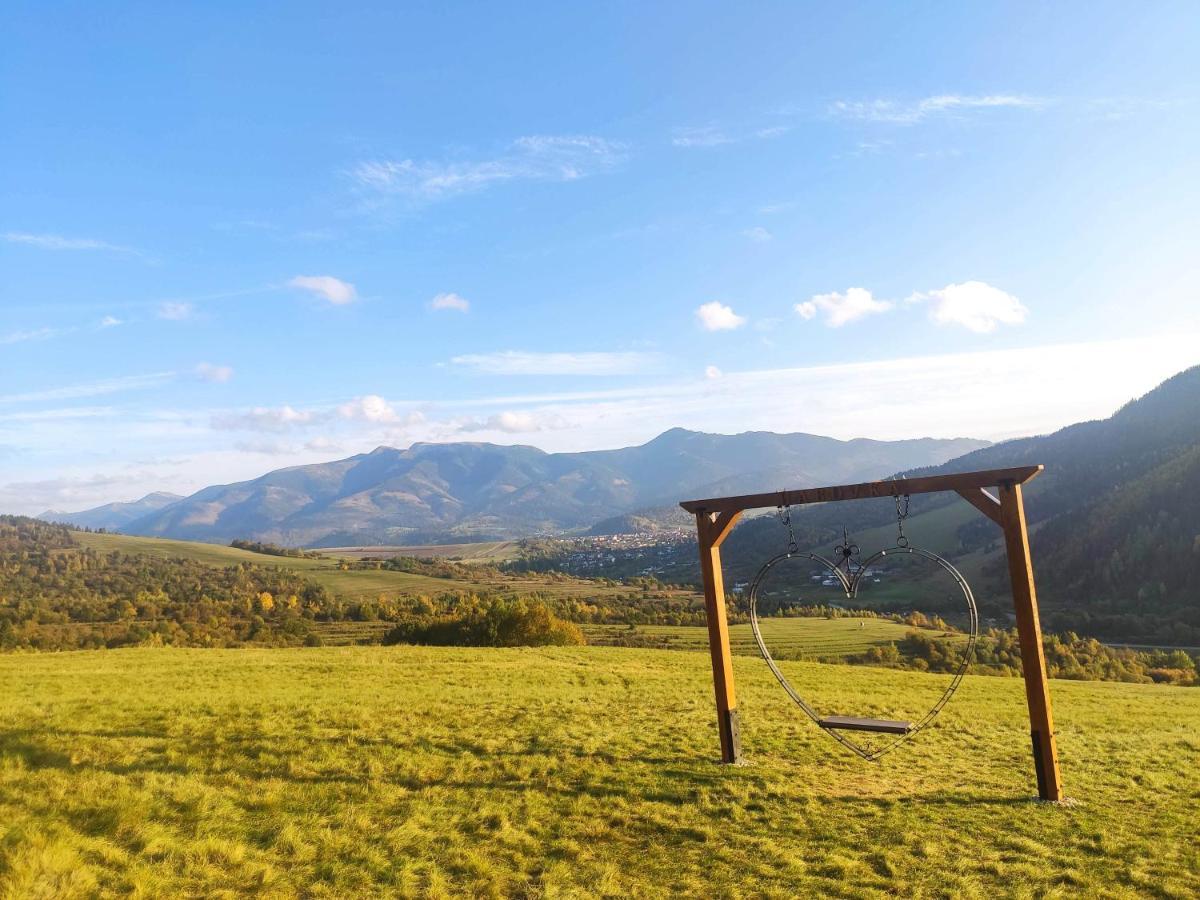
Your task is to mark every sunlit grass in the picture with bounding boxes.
[584,616,953,660]
[2,646,1197,897]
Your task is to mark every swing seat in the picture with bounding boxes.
[818,715,913,735]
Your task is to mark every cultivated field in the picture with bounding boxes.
[1,646,1196,897]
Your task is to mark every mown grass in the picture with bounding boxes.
[584,617,954,661]
[2,646,1197,897]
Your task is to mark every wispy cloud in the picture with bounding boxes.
[211,405,315,432]
[450,350,660,376]
[288,275,357,305]
[3,231,144,257]
[671,125,735,148]
[829,94,1050,125]
[195,362,234,383]
[99,316,123,328]
[430,292,470,313]
[157,302,193,320]
[742,226,772,243]
[0,406,115,423]
[0,372,176,405]
[349,135,626,203]
[671,123,791,148]
[0,327,58,345]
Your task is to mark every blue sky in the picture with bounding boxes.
[2,1,1199,513]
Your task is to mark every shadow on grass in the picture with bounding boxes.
[0,725,1045,814]
[0,730,73,770]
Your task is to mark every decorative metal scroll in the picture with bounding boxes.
[747,545,979,761]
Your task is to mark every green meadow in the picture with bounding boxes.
[74,532,648,605]
[584,616,954,661]
[321,542,524,563]
[2,645,1197,898]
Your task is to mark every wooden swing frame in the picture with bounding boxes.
[680,464,1064,802]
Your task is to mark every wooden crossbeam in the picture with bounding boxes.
[955,486,1003,524]
[679,465,1042,515]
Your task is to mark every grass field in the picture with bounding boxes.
[584,617,956,661]
[321,542,523,563]
[75,532,654,605]
[1,646,1197,897]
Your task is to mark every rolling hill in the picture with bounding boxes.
[48,429,988,546]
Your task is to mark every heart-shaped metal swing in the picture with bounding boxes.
[748,498,979,761]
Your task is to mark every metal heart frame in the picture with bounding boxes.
[748,546,979,761]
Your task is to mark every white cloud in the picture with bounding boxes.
[743,226,772,242]
[450,350,659,376]
[337,394,401,423]
[195,362,234,383]
[211,405,314,432]
[795,288,893,327]
[460,410,568,434]
[158,302,193,321]
[3,231,140,255]
[99,316,123,328]
[288,275,357,305]
[696,301,747,332]
[350,135,626,202]
[829,94,1049,125]
[430,292,470,313]
[908,281,1029,333]
[705,365,723,380]
[1,327,57,345]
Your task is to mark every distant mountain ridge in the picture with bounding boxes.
[47,429,989,546]
[39,492,183,531]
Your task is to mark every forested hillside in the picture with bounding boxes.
[704,365,1200,645]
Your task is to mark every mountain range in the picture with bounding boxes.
[40,430,989,546]
[39,491,183,531]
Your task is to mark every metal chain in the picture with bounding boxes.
[777,505,799,553]
[895,493,911,548]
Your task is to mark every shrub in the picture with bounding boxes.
[383,597,585,648]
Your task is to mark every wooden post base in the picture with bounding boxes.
[718,707,742,764]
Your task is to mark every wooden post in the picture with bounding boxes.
[696,510,742,763]
[998,482,1064,801]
